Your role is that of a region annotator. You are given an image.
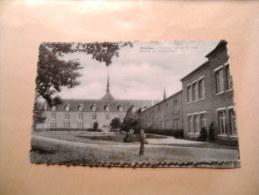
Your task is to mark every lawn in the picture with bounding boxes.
[30,132,240,167]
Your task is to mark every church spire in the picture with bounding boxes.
[101,71,115,100]
[107,74,110,93]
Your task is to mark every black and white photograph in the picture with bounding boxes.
[31,40,240,168]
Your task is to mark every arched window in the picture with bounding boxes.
[104,105,110,112]
[131,105,136,112]
[78,104,84,111]
[44,104,48,111]
[64,105,70,111]
[91,105,96,112]
[52,106,56,111]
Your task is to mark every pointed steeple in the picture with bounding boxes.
[107,74,110,93]
[101,72,115,100]
[163,88,166,101]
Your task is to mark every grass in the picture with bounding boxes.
[30,133,240,166]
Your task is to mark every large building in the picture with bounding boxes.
[141,40,237,144]
[36,76,158,131]
[141,90,183,130]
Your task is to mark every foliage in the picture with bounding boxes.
[93,121,99,131]
[208,122,216,142]
[144,129,184,138]
[33,100,46,128]
[197,127,208,141]
[121,106,142,133]
[36,42,132,107]
[110,117,122,130]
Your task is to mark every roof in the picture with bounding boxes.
[101,91,115,100]
[141,90,182,113]
[46,99,160,112]
[205,40,227,59]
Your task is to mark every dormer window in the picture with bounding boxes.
[91,105,96,112]
[118,105,123,112]
[104,105,110,112]
[52,106,56,111]
[131,105,136,112]
[78,104,84,111]
[65,105,70,111]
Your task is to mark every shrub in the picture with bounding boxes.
[197,127,207,141]
[93,121,99,131]
[110,117,122,131]
[208,122,216,142]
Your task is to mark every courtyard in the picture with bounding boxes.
[31,131,239,167]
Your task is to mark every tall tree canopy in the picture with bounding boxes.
[36,42,132,107]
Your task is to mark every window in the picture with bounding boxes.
[78,105,83,111]
[226,65,232,90]
[218,109,227,135]
[92,114,96,120]
[174,99,178,109]
[65,113,70,119]
[52,106,56,111]
[192,83,197,101]
[188,115,192,133]
[158,105,161,112]
[77,123,84,129]
[50,122,56,128]
[64,122,70,128]
[198,79,205,99]
[165,103,169,115]
[105,105,110,112]
[193,114,198,133]
[65,105,69,111]
[91,105,96,112]
[215,68,224,94]
[200,113,206,128]
[174,119,179,129]
[118,106,123,112]
[79,113,83,120]
[164,120,169,129]
[187,85,191,103]
[106,114,110,121]
[229,108,236,135]
[52,113,56,119]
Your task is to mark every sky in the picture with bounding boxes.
[58,41,219,100]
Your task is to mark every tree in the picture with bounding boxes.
[32,100,46,130]
[36,42,132,107]
[110,117,122,130]
[33,42,132,127]
[121,106,142,133]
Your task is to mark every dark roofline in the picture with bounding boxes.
[180,61,209,81]
[205,40,227,58]
[141,90,182,113]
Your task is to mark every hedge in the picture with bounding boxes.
[144,129,184,138]
[34,128,101,132]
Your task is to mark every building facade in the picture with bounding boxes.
[141,40,238,144]
[36,77,158,131]
[141,91,183,130]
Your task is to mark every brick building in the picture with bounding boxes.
[141,91,183,130]
[141,40,237,144]
[36,76,158,131]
